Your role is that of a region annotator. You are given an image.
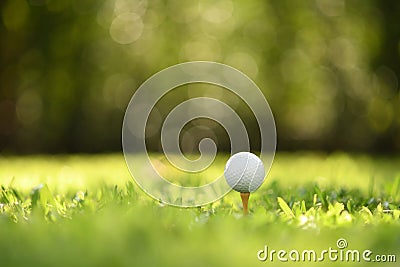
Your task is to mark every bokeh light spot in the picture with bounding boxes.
[368,98,394,133]
[199,0,233,24]
[180,36,221,61]
[114,0,147,17]
[110,12,144,44]
[329,38,357,69]
[316,0,345,17]
[2,0,30,31]
[16,90,43,126]
[225,52,258,79]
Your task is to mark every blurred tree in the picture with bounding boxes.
[0,0,399,153]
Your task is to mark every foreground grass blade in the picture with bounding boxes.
[277,197,295,218]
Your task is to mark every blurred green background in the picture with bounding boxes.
[1,0,400,154]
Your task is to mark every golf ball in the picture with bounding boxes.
[224,152,266,193]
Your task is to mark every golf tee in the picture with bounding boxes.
[240,192,250,215]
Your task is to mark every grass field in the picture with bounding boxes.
[0,153,399,267]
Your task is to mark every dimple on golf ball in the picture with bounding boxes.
[224,152,266,193]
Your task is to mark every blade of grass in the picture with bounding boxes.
[277,197,295,218]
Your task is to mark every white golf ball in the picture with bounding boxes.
[224,152,266,193]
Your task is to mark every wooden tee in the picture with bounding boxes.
[240,192,250,215]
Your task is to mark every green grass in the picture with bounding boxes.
[0,153,399,267]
